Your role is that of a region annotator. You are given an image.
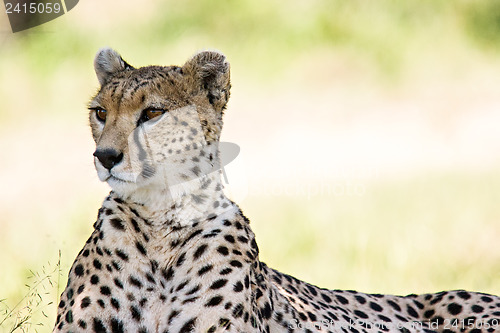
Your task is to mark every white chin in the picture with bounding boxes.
[94,166,139,194]
[96,170,110,182]
[106,176,139,194]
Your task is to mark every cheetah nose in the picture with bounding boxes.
[93,148,124,170]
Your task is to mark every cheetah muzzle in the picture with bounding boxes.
[54,49,500,333]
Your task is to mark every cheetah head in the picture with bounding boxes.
[88,48,230,201]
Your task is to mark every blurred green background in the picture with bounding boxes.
[1,0,500,331]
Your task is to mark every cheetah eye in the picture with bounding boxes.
[138,108,167,125]
[90,108,107,122]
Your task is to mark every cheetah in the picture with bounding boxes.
[54,48,500,333]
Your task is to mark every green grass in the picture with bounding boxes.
[0,257,61,333]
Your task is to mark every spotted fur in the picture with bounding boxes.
[54,49,500,333]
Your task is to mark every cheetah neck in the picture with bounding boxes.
[113,169,236,229]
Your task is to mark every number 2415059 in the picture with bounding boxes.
[5,2,62,14]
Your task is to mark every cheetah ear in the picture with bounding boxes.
[94,48,134,85]
[182,50,231,111]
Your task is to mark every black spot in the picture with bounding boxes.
[115,249,129,261]
[191,166,201,176]
[111,298,120,310]
[109,218,125,231]
[220,267,232,275]
[424,309,435,318]
[168,310,179,324]
[233,281,244,292]
[77,284,85,294]
[181,230,203,247]
[194,244,208,259]
[224,235,235,243]
[387,300,401,312]
[471,305,484,313]
[93,318,106,332]
[370,302,383,312]
[90,274,99,285]
[481,296,493,303]
[113,197,124,204]
[355,295,366,304]
[230,260,242,268]
[110,318,124,333]
[129,276,143,289]
[413,300,424,309]
[162,267,174,281]
[78,319,87,329]
[244,275,250,288]
[131,218,141,233]
[447,303,463,315]
[130,305,141,321]
[210,279,228,290]
[179,318,197,333]
[65,310,73,323]
[186,285,201,295]
[379,314,392,323]
[206,295,223,307]
[237,236,248,243]
[81,297,91,308]
[112,261,121,271]
[74,264,84,277]
[146,273,155,284]
[198,264,213,276]
[407,305,419,318]
[176,252,186,266]
[262,302,272,319]
[336,295,349,305]
[457,291,471,300]
[58,300,66,308]
[430,296,443,305]
[93,259,102,270]
[182,297,199,304]
[113,278,123,289]
[233,304,244,318]
[217,246,229,256]
[82,249,90,257]
[321,294,332,303]
[135,241,147,256]
[306,285,318,296]
[354,310,369,319]
[176,280,189,292]
[100,286,111,296]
